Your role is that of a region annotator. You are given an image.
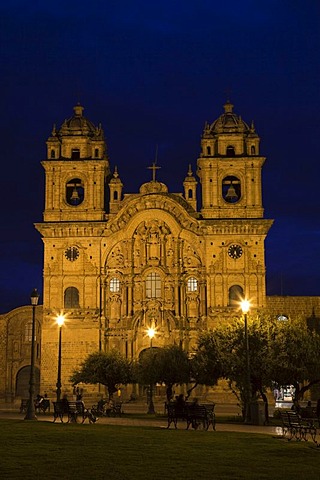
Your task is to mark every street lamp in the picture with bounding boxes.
[56,314,65,402]
[240,299,251,423]
[147,326,156,414]
[24,288,40,421]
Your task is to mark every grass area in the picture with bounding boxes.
[0,419,319,479]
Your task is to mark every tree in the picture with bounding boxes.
[70,350,133,399]
[269,319,320,403]
[197,316,275,422]
[189,334,222,399]
[155,345,190,401]
[135,345,191,402]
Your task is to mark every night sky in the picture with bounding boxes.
[1,1,320,313]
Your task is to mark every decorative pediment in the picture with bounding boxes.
[107,194,201,235]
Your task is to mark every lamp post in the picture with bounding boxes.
[241,299,251,423]
[24,288,40,421]
[147,326,156,414]
[56,314,65,402]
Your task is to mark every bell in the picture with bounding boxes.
[225,184,238,200]
[70,187,80,201]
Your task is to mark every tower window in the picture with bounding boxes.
[110,278,120,293]
[188,189,193,199]
[228,285,244,307]
[66,178,84,206]
[206,146,211,155]
[226,146,235,156]
[71,148,80,159]
[114,191,118,201]
[146,273,161,298]
[251,145,256,155]
[95,148,99,157]
[222,176,241,203]
[50,149,55,159]
[64,287,80,308]
[187,277,198,292]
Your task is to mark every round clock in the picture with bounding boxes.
[228,244,243,259]
[65,246,79,261]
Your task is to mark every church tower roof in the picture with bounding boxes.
[57,104,104,140]
[208,101,251,135]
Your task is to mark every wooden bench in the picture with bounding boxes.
[20,398,50,414]
[280,410,318,444]
[53,401,97,424]
[300,407,320,427]
[35,399,50,414]
[91,400,123,418]
[167,402,215,430]
[166,402,188,429]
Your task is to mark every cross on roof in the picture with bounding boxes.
[147,162,161,182]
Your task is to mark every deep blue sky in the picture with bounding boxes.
[1,0,320,312]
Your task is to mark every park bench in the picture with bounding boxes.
[280,410,318,444]
[35,399,50,414]
[186,403,216,430]
[20,398,50,414]
[91,399,123,418]
[166,402,188,429]
[167,402,215,430]
[300,407,320,427]
[53,401,97,424]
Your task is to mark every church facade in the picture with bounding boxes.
[1,102,319,403]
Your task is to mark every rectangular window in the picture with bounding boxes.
[146,273,161,298]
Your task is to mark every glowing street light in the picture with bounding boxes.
[56,314,65,402]
[240,299,251,423]
[24,288,40,421]
[147,326,156,414]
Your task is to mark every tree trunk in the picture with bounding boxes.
[259,390,269,425]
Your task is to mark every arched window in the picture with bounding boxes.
[64,287,80,308]
[50,149,55,159]
[188,189,193,199]
[66,178,84,206]
[71,148,80,159]
[110,278,120,293]
[228,285,244,307]
[187,277,198,292]
[114,191,118,201]
[222,175,241,203]
[226,146,235,156]
[95,148,99,157]
[251,145,256,155]
[206,146,211,155]
[146,273,161,298]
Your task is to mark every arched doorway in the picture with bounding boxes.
[16,366,40,399]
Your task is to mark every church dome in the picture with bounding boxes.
[139,181,168,194]
[58,104,104,138]
[209,101,250,134]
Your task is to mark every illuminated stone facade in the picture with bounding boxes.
[1,102,319,403]
[34,102,274,397]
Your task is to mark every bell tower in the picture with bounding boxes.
[197,101,263,219]
[43,104,110,222]
[36,105,111,395]
[36,104,110,312]
[196,101,273,309]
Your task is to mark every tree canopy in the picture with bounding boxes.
[70,350,133,398]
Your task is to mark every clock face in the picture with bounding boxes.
[65,246,79,262]
[228,244,243,259]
